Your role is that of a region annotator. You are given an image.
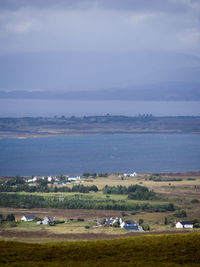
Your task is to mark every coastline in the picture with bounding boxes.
[1,131,200,139]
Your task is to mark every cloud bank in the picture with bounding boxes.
[0,0,199,54]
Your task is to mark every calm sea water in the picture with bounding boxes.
[0,134,199,176]
[0,99,200,117]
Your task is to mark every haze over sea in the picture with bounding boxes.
[0,99,200,117]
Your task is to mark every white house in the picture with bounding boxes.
[48,176,53,182]
[120,219,141,231]
[21,215,36,222]
[42,216,56,225]
[176,221,193,228]
[68,176,80,181]
[124,172,137,177]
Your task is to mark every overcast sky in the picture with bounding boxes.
[0,0,200,54]
[0,0,200,91]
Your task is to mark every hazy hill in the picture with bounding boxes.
[0,81,200,101]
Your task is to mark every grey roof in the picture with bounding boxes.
[180,221,193,225]
[24,215,36,219]
[123,224,139,231]
[125,219,136,225]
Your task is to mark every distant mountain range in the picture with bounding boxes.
[0,81,200,101]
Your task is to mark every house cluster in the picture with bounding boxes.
[175,221,194,229]
[54,176,82,186]
[98,217,143,231]
[21,215,56,225]
[26,175,83,185]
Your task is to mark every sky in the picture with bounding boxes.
[0,0,200,91]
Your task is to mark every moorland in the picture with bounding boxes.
[1,172,200,242]
[1,172,200,266]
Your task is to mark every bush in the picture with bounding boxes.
[77,218,84,222]
[9,222,18,227]
[187,177,196,181]
[121,211,128,217]
[113,221,120,228]
[139,219,144,225]
[85,225,90,229]
[55,220,65,224]
[191,199,199,203]
[142,224,150,231]
[173,210,187,218]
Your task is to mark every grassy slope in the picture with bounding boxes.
[0,233,200,266]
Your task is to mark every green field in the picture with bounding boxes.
[1,232,200,266]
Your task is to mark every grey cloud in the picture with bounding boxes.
[0,0,198,14]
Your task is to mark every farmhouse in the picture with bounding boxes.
[176,221,193,228]
[21,215,36,222]
[98,217,142,231]
[120,219,142,231]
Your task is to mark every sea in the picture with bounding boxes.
[0,134,199,176]
[0,99,200,176]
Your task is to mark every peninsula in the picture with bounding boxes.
[0,115,200,138]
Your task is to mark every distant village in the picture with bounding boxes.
[24,172,137,186]
[19,214,195,231]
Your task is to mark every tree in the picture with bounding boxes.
[143,224,150,231]
[139,219,144,225]
[6,213,15,221]
[89,185,98,192]
[0,214,3,222]
[113,221,120,227]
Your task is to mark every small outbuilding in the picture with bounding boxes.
[176,221,193,229]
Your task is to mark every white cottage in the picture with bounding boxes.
[176,221,193,228]
[21,215,36,222]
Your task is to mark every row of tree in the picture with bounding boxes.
[0,184,98,193]
[0,193,175,212]
[102,184,156,200]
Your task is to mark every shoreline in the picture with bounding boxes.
[1,131,200,139]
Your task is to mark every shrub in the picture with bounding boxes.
[191,199,199,203]
[85,225,90,229]
[77,218,84,222]
[139,219,144,225]
[173,210,187,218]
[9,222,18,227]
[113,221,120,228]
[55,220,65,224]
[142,224,150,231]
